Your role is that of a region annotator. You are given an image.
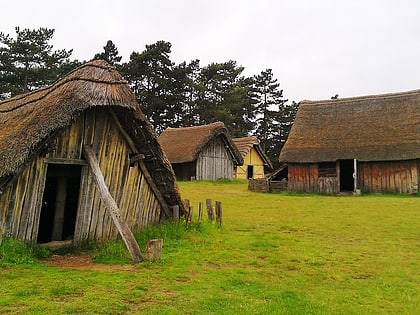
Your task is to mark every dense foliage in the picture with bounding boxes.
[0,27,298,167]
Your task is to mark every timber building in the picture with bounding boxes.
[279,89,420,194]
[232,136,272,179]
[0,60,184,244]
[158,122,243,181]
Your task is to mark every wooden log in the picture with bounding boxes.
[145,238,163,261]
[83,145,144,263]
[206,199,214,221]
[215,201,223,227]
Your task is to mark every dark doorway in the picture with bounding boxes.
[37,164,82,243]
[247,165,254,179]
[339,160,354,192]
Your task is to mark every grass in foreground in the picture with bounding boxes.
[0,180,418,314]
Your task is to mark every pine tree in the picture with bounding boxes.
[0,27,74,99]
[93,40,122,66]
[251,69,288,167]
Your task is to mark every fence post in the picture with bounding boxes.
[198,202,203,224]
[206,199,214,221]
[172,205,180,221]
[145,239,163,261]
[215,201,223,227]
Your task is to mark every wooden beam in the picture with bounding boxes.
[108,108,172,219]
[83,145,143,263]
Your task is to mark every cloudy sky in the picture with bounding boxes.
[1,0,419,102]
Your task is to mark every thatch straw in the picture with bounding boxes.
[158,122,243,165]
[0,60,183,211]
[279,89,420,163]
[232,136,272,168]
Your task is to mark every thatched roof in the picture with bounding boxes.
[0,60,183,211]
[232,136,273,168]
[158,122,243,165]
[280,89,420,163]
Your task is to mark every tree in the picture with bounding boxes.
[0,27,74,99]
[123,41,177,133]
[195,60,253,136]
[251,69,288,167]
[93,40,122,66]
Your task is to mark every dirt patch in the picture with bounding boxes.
[45,253,138,272]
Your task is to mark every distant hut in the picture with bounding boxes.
[279,89,420,194]
[0,60,184,244]
[232,136,272,179]
[158,122,243,181]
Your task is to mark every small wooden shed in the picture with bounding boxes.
[158,122,243,181]
[232,136,272,179]
[0,60,184,244]
[279,89,420,194]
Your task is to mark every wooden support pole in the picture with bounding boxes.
[51,176,67,241]
[83,145,144,263]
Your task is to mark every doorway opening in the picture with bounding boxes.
[37,164,82,243]
[247,165,254,179]
[339,160,354,192]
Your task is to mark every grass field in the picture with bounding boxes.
[0,180,419,314]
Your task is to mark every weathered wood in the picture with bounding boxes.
[206,199,214,221]
[145,239,163,261]
[198,202,203,223]
[215,201,223,227]
[83,144,143,262]
[172,205,180,221]
[51,176,67,241]
[109,108,172,219]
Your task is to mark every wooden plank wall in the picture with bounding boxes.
[196,136,234,180]
[288,163,339,194]
[0,108,162,242]
[358,160,418,193]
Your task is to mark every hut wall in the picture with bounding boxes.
[196,136,234,180]
[0,108,162,242]
[288,163,339,194]
[236,147,266,179]
[358,159,418,193]
[172,162,196,181]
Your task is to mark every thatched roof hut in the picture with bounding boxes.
[0,60,184,243]
[279,89,420,194]
[232,136,272,179]
[159,122,243,180]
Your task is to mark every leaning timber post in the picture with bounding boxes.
[206,199,214,221]
[83,145,143,263]
[215,201,223,227]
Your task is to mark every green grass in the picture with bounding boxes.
[0,181,419,314]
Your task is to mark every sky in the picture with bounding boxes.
[1,0,419,103]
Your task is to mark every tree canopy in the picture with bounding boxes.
[0,28,298,167]
[0,27,76,99]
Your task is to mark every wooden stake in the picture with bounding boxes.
[206,199,214,221]
[215,201,223,227]
[145,239,163,261]
[198,202,203,224]
[83,145,144,262]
